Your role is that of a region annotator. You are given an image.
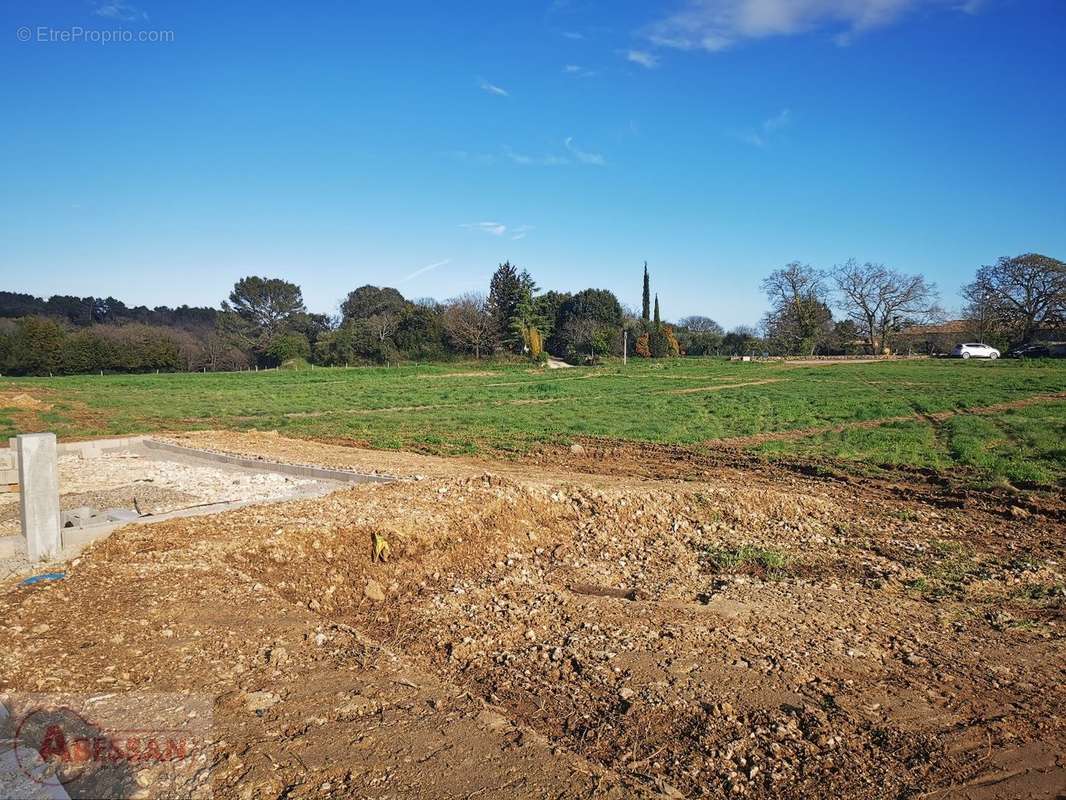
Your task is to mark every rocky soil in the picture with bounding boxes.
[0,431,1062,798]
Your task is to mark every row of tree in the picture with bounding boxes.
[0,253,1060,374]
[758,253,1063,356]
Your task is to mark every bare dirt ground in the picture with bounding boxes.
[1,431,1063,799]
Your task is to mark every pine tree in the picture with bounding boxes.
[641,263,651,322]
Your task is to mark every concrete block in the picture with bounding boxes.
[16,433,62,562]
[0,450,17,484]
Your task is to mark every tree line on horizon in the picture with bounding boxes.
[0,252,1061,376]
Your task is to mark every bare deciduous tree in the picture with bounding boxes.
[760,262,831,355]
[962,253,1065,344]
[832,260,938,354]
[442,292,495,359]
[678,315,723,334]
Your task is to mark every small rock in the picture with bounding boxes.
[244,691,280,713]
[620,687,636,701]
[336,694,379,718]
[569,443,586,455]
[476,709,510,732]
[364,580,386,602]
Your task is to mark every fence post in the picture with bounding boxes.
[17,433,61,561]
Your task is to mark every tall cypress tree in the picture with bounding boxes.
[653,294,660,327]
[642,262,651,322]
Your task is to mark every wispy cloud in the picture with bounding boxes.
[503,146,569,167]
[563,64,597,77]
[644,0,987,52]
[401,258,452,283]
[736,108,792,147]
[479,79,509,97]
[461,222,509,236]
[93,0,148,20]
[451,142,606,169]
[460,222,535,240]
[564,137,606,166]
[562,31,585,40]
[625,49,659,68]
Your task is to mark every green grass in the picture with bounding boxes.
[705,545,790,576]
[2,358,1064,488]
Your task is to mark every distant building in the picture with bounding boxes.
[895,320,975,355]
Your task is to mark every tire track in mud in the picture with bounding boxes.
[663,378,783,395]
[268,377,785,420]
[707,391,1066,449]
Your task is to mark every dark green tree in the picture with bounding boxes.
[641,263,651,322]
[265,332,311,365]
[225,276,306,338]
[653,294,660,327]
[340,286,408,323]
[487,262,537,352]
[553,288,623,360]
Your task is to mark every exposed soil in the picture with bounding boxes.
[0,393,52,411]
[0,431,1063,799]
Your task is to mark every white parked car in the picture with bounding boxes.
[952,342,1000,360]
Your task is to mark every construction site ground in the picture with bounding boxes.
[0,430,1063,799]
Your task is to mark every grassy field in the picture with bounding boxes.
[2,358,1064,488]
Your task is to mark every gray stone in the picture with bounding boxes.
[102,508,140,523]
[17,433,62,562]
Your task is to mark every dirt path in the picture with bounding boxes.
[2,431,1062,798]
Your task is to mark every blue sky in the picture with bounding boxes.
[2,0,1064,328]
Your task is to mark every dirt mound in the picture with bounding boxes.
[0,392,51,411]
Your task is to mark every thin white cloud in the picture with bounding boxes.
[503,146,569,167]
[645,0,987,52]
[764,108,791,132]
[625,49,659,68]
[401,258,452,283]
[461,222,509,236]
[479,79,509,97]
[564,137,606,166]
[93,0,147,20]
[737,108,792,147]
[562,31,585,39]
[460,222,535,240]
[563,64,597,77]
